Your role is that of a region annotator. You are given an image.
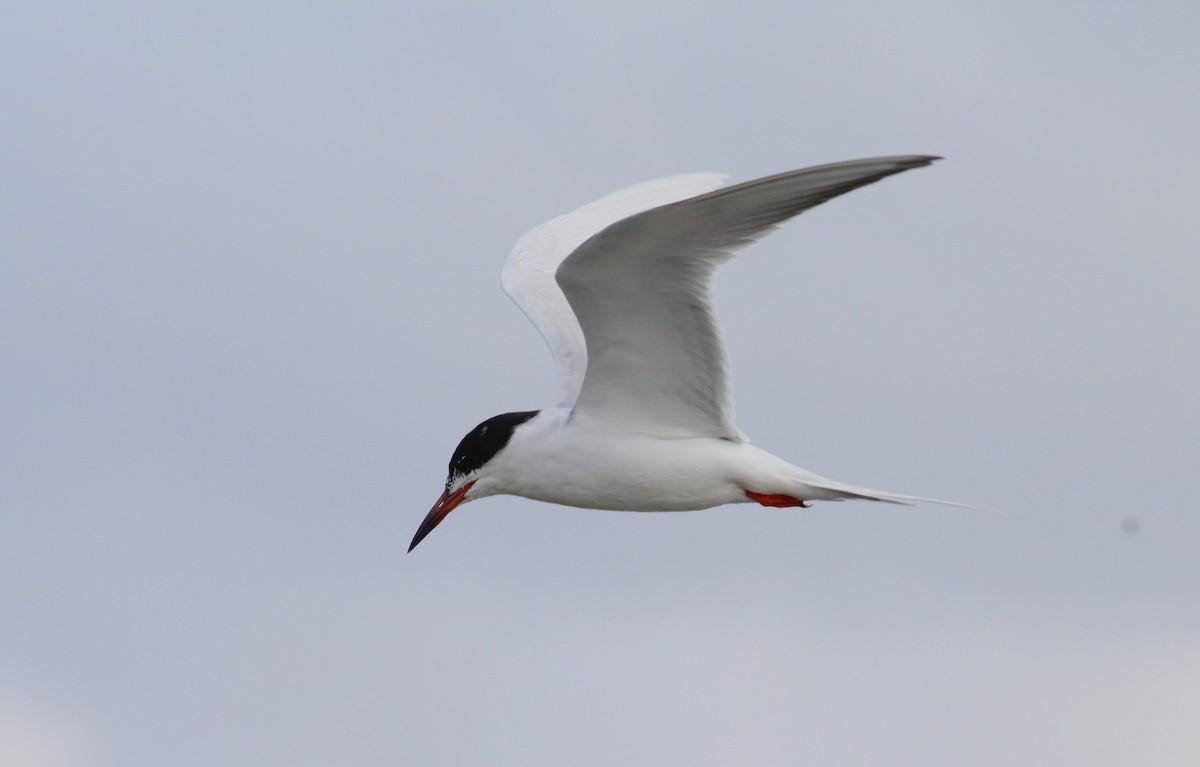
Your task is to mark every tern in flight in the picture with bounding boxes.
[410,155,955,552]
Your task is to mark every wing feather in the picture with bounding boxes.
[501,173,728,407]
[557,155,940,438]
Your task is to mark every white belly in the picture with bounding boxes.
[480,409,806,511]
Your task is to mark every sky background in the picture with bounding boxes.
[3,2,1199,765]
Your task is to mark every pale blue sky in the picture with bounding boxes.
[3,3,1198,765]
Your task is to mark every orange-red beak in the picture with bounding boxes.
[408,481,475,552]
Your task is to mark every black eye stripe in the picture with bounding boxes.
[448,410,539,480]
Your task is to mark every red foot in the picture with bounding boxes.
[744,489,810,508]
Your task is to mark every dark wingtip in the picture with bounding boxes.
[895,154,943,168]
[883,154,942,169]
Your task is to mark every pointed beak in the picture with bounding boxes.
[408,480,475,553]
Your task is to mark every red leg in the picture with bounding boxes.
[744,489,810,508]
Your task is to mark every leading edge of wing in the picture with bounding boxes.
[501,172,729,408]
[556,155,941,439]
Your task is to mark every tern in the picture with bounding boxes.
[410,155,954,552]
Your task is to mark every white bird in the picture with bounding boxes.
[410,155,955,552]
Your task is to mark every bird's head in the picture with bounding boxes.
[408,410,540,552]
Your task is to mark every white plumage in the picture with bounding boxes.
[502,171,728,409]
[411,155,958,552]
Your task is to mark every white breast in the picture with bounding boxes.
[473,409,837,511]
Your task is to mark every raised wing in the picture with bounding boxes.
[556,155,940,439]
[502,173,728,408]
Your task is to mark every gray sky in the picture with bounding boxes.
[3,2,1199,765]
